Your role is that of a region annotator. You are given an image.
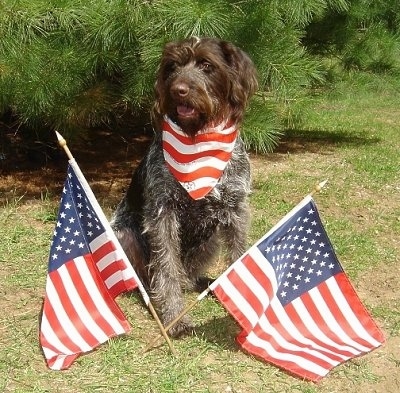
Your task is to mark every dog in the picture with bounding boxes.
[112,37,258,337]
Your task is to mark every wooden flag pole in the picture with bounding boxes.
[143,287,211,354]
[55,131,177,356]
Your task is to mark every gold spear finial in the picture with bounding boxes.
[55,131,74,161]
[311,179,328,196]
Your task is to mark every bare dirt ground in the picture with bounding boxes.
[0,127,151,206]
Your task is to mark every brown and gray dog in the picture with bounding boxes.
[112,37,258,337]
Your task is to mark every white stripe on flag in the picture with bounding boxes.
[262,299,349,361]
[46,266,92,351]
[121,265,135,282]
[291,293,362,356]
[90,232,110,253]
[61,259,110,343]
[307,284,371,353]
[253,303,342,365]
[210,246,277,293]
[212,247,278,329]
[104,271,125,290]
[89,232,137,291]
[248,246,279,295]
[245,330,330,378]
[217,271,260,328]
[94,249,118,272]
[326,278,383,348]
[41,313,75,356]
[234,261,272,309]
[75,258,127,335]
[41,344,58,360]
[51,355,69,370]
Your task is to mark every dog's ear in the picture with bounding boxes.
[219,41,258,122]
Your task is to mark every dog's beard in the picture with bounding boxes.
[171,105,207,136]
[166,97,226,137]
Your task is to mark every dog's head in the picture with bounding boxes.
[153,37,258,136]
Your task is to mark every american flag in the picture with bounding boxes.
[40,161,138,370]
[210,195,385,381]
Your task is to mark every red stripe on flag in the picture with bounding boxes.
[41,290,82,354]
[264,305,346,363]
[212,290,250,330]
[241,254,275,301]
[283,301,357,358]
[97,258,123,284]
[45,351,78,371]
[92,240,120,283]
[107,280,129,298]
[228,268,264,321]
[40,329,66,357]
[213,278,253,332]
[107,276,137,298]
[70,256,130,337]
[318,276,379,349]
[252,323,339,370]
[51,262,101,347]
[213,254,276,332]
[244,327,335,373]
[301,291,342,342]
[92,240,116,262]
[334,273,385,343]
[91,239,138,295]
[236,330,325,382]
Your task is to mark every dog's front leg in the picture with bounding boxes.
[144,209,194,337]
[222,200,251,263]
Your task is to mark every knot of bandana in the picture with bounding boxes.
[162,116,238,200]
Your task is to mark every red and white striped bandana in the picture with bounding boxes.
[162,116,238,200]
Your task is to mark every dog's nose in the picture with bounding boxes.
[171,83,190,98]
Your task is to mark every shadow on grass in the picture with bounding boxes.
[274,128,381,155]
[194,315,241,352]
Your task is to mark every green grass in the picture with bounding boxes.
[1,72,399,392]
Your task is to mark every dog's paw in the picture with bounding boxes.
[195,276,215,292]
[167,315,195,338]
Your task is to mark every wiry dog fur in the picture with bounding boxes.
[112,37,258,337]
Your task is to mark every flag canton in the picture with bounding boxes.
[257,200,343,306]
[49,165,104,272]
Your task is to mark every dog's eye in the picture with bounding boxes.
[198,60,213,72]
[163,61,178,78]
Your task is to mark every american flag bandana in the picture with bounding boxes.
[162,116,238,200]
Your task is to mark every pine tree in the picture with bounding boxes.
[2,0,385,153]
[304,0,400,73]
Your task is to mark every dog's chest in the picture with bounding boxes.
[177,190,238,236]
